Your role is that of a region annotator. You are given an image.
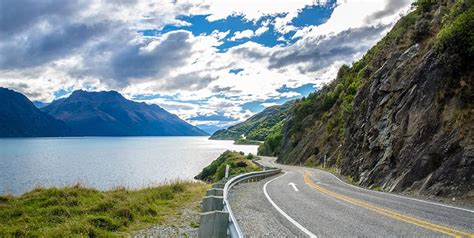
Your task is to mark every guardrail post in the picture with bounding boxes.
[206,188,224,197]
[201,195,224,212]
[213,183,225,189]
[198,211,229,238]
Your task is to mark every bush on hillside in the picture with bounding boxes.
[194,151,261,182]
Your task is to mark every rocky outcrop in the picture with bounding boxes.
[342,33,473,197]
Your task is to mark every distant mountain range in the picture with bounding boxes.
[0,88,208,137]
[196,124,225,135]
[32,101,49,108]
[210,100,294,141]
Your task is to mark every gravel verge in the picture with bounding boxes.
[133,199,201,238]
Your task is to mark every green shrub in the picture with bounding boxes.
[195,151,261,182]
[414,0,433,13]
[88,216,119,231]
[436,5,474,58]
[258,121,284,156]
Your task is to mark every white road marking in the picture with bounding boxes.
[288,182,299,192]
[263,172,318,238]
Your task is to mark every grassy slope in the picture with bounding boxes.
[195,151,261,183]
[210,101,294,141]
[0,182,209,237]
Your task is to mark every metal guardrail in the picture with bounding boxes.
[223,167,282,238]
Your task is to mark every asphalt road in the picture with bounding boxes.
[230,157,474,237]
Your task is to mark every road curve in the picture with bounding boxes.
[229,157,474,237]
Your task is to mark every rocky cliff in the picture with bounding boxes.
[266,0,473,198]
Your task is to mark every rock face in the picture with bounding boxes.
[0,88,69,137]
[343,38,472,195]
[271,0,473,198]
[42,90,208,136]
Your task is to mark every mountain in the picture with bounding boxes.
[0,88,69,137]
[259,0,473,198]
[33,101,49,108]
[42,90,208,136]
[210,100,294,141]
[197,124,225,135]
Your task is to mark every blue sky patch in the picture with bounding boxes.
[139,0,336,51]
[242,83,318,112]
[277,83,318,95]
[53,89,70,98]
[229,68,244,74]
[291,2,336,27]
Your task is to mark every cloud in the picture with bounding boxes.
[0,0,84,38]
[200,0,328,22]
[269,25,390,72]
[109,30,193,82]
[293,0,413,39]
[255,26,269,35]
[0,23,108,69]
[261,102,279,107]
[366,0,413,22]
[231,29,255,41]
[0,0,414,127]
[158,71,220,91]
[228,26,267,41]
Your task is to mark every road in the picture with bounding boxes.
[229,157,474,237]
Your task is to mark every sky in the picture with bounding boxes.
[0,0,413,132]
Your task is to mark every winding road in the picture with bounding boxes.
[228,157,474,237]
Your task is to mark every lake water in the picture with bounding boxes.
[0,137,257,195]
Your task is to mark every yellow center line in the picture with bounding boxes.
[303,172,474,238]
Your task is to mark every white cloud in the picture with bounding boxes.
[255,26,269,36]
[293,0,413,39]
[261,102,279,107]
[0,0,414,126]
[230,29,255,41]
[200,0,329,22]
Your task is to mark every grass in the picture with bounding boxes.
[371,185,384,192]
[0,181,209,237]
[234,138,262,145]
[195,151,261,182]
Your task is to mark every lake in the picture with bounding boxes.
[0,137,257,195]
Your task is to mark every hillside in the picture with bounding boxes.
[194,151,260,182]
[210,100,294,141]
[260,0,473,198]
[0,88,69,137]
[42,90,208,136]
